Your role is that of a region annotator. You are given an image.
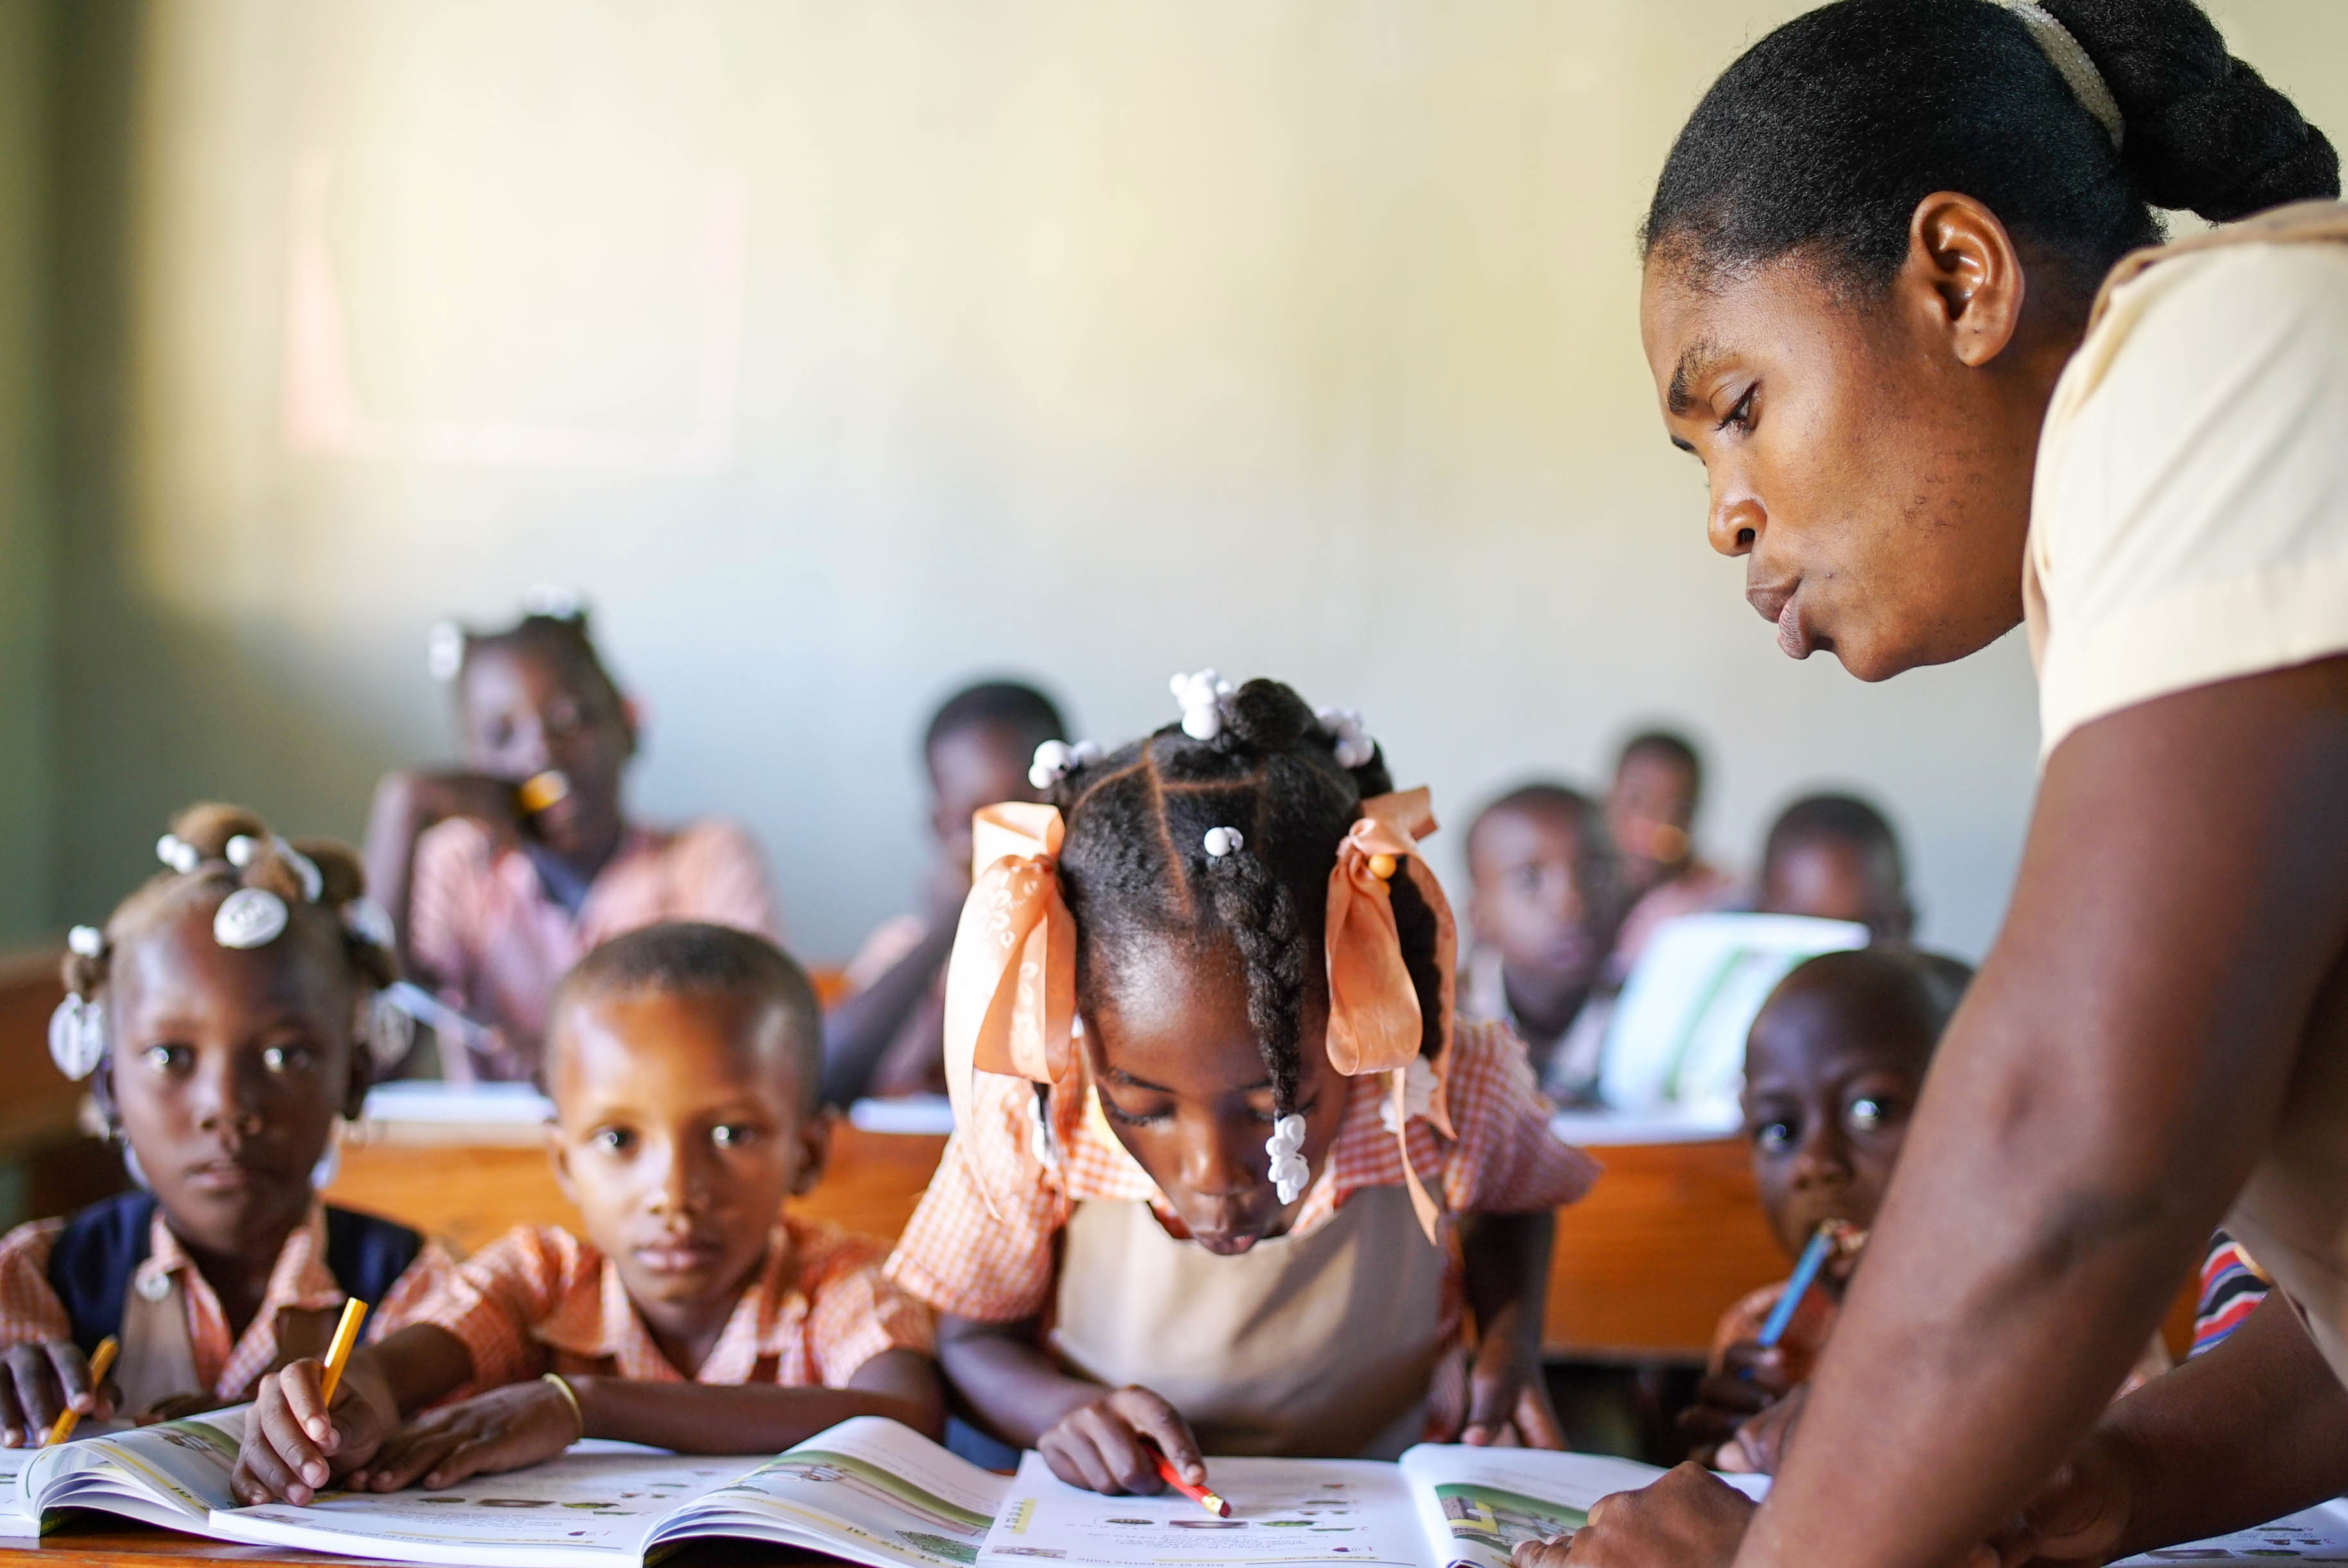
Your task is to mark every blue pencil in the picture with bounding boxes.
[1756,1223,1835,1349]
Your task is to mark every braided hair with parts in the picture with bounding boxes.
[1044,679,1442,1120]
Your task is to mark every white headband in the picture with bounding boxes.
[1998,1,2124,148]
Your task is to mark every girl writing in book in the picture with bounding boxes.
[0,805,453,1445]
[886,674,1596,1494]
[364,590,780,1083]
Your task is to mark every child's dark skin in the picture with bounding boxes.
[823,719,1046,1103]
[937,938,1559,1496]
[365,638,634,974]
[1468,799,1615,1056]
[0,902,367,1445]
[1675,959,1931,1467]
[1755,838,1912,943]
[231,987,941,1503]
[1608,749,1699,904]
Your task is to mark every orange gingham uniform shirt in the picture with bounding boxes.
[886,1017,1599,1326]
[419,1214,934,1391]
[0,1201,453,1401]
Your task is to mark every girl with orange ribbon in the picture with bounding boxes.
[883,674,1597,1495]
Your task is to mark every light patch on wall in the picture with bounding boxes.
[278,152,744,475]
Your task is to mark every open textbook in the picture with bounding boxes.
[8,1411,2347,1567]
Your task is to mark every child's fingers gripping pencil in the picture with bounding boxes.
[1754,1223,1835,1352]
[317,1298,369,1406]
[44,1336,117,1446]
[1150,1447,1230,1519]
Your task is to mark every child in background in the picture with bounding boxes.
[1460,784,1621,1106]
[365,594,779,1083]
[1676,946,1967,1470]
[232,923,939,1503]
[822,681,1068,1106]
[1606,731,1737,977]
[0,805,451,1445]
[1752,792,1913,943]
[891,674,1595,1493]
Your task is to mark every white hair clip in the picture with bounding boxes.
[213,887,290,950]
[1028,739,1103,791]
[1203,826,1245,858]
[1315,706,1376,770]
[342,897,396,950]
[1265,1113,1311,1205]
[155,834,202,875]
[67,925,105,960]
[426,620,466,682]
[523,584,585,620]
[227,835,324,903]
[48,994,107,1081]
[356,988,414,1072]
[1170,668,1236,742]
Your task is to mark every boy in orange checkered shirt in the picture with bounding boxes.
[891,675,1595,1496]
[232,923,939,1503]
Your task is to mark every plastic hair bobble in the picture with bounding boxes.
[1170,669,1235,742]
[155,835,202,875]
[48,994,106,1081]
[1315,706,1376,771]
[359,988,414,1071]
[227,834,324,903]
[67,925,105,960]
[1202,826,1245,858]
[1265,1114,1310,1205]
[426,620,465,683]
[523,584,585,620]
[213,887,290,950]
[1028,739,1103,791]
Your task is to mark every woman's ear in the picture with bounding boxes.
[1899,191,2029,370]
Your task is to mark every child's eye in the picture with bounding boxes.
[260,1044,315,1074]
[710,1124,759,1149]
[1718,385,1757,433]
[592,1127,637,1154]
[141,1043,193,1074]
[1754,1119,1794,1154]
[1100,1097,1170,1129]
[1848,1097,1887,1133]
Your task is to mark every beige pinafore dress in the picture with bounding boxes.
[1048,1183,1451,1460]
[112,1275,342,1416]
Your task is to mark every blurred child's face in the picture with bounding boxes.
[1757,838,1912,941]
[1741,975,1929,1259]
[928,722,1044,885]
[1083,939,1347,1256]
[459,643,631,863]
[106,900,365,1263]
[1608,752,1697,887]
[547,990,823,1337]
[1468,803,1610,997]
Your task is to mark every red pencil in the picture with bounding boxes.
[1152,1449,1230,1518]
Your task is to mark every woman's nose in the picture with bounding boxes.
[1708,490,1765,559]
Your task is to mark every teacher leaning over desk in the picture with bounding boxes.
[1518,2,2348,1566]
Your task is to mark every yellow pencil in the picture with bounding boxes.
[317,1298,369,1406]
[46,1336,118,1446]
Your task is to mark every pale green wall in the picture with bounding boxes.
[0,0,54,945]
[35,0,2348,961]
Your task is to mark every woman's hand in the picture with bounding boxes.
[1677,1342,1794,1465]
[344,1380,582,1492]
[1037,1386,1205,1495]
[1510,1464,1755,1568]
[0,1339,118,1446]
[1424,1321,1567,1449]
[231,1355,400,1505]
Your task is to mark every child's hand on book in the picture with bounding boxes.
[231,1355,398,1505]
[1459,1322,1566,1449]
[1508,1462,1753,1568]
[1037,1386,1205,1496]
[0,1339,118,1445]
[341,1379,581,1492]
[1675,1341,1794,1466]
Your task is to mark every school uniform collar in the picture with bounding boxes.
[136,1199,343,1394]
[536,1221,810,1384]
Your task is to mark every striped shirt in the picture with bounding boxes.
[2191,1230,2272,1358]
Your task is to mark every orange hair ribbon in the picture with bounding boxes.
[942,803,1079,1146]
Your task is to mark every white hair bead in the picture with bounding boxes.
[66,925,105,959]
[523,584,584,620]
[1170,668,1234,742]
[155,834,202,875]
[48,995,106,1081]
[342,897,396,950]
[426,620,465,682]
[225,834,257,867]
[1265,1113,1310,1205]
[1315,706,1376,770]
[1029,740,1077,791]
[1202,826,1245,858]
[213,887,290,950]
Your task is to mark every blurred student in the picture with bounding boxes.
[1607,730,1737,974]
[0,806,451,1443]
[1462,784,1621,1106]
[365,595,778,1083]
[821,681,1067,1106]
[232,923,939,1503]
[1753,792,1913,943]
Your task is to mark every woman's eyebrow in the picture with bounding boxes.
[1667,339,1728,417]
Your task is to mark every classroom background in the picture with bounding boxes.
[0,0,2342,967]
